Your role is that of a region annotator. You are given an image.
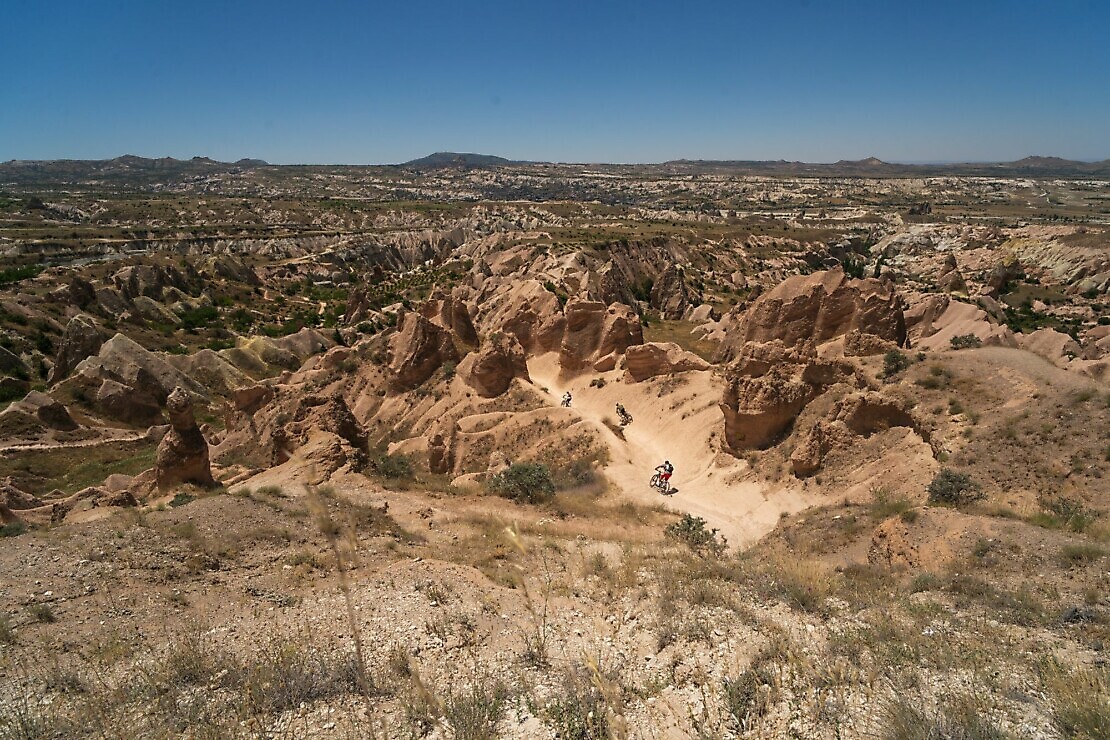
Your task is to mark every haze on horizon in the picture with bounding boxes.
[1,0,1107,166]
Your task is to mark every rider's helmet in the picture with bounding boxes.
[664,460,670,466]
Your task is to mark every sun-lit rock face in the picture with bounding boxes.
[623,342,709,382]
[717,269,906,361]
[388,311,460,391]
[719,341,862,454]
[558,299,643,375]
[458,332,529,398]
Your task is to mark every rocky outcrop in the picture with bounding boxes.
[428,433,452,474]
[1019,328,1083,368]
[167,349,253,397]
[48,276,98,310]
[95,379,163,426]
[936,254,968,294]
[985,258,1024,297]
[72,333,208,403]
[717,269,906,361]
[49,315,107,384]
[112,263,192,302]
[790,392,928,477]
[559,300,643,374]
[790,420,850,477]
[595,260,637,308]
[419,291,478,345]
[836,392,924,439]
[292,394,367,451]
[1,481,45,512]
[476,279,564,354]
[154,387,217,491]
[650,264,696,319]
[908,298,1017,351]
[624,342,710,382]
[720,342,860,454]
[868,517,920,568]
[232,383,275,413]
[270,328,331,360]
[48,486,138,523]
[388,311,460,391]
[10,391,79,431]
[246,393,369,475]
[3,481,139,526]
[458,333,529,397]
[0,346,29,379]
[842,330,899,357]
[131,295,180,325]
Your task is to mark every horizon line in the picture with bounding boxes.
[4,152,1110,168]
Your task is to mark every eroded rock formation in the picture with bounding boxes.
[49,314,107,384]
[388,311,460,391]
[458,333,529,397]
[718,269,906,361]
[559,300,643,374]
[720,342,861,454]
[624,342,710,382]
[154,387,217,491]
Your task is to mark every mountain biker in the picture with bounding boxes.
[655,460,673,488]
[616,403,629,422]
[561,391,572,407]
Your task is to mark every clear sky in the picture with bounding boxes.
[2,0,1107,164]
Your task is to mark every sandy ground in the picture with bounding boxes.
[528,354,816,548]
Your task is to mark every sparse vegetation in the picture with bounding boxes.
[949,333,983,349]
[665,514,727,557]
[371,452,415,480]
[881,349,910,378]
[487,462,556,504]
[927,468,983,506]
[28,604,56,623]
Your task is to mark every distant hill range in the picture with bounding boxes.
[657,155,1110,178]
[2,152,1109,187]
[0,155,270,187]
[400,152,515,170]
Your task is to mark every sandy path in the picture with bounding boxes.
[528,355,815,549]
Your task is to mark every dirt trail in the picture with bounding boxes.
[0,431,148,455]
[528,355,815,549]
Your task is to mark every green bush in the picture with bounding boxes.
[487,463,555,504]
[0,264,42,287]
[169,492,195,508]
[927,468,983,506]
[881,350,910,378]
[179,304,219,330]
[372,453,414,480]
[0,382,26,404]
[665,514,727,557]
[0,521,26,538]
[950,333,982,350]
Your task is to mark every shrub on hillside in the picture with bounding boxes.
[487,463,555,504]
[950,333,982,350]
[882,350,910,378]
[927,468,983,505]
[665,514,727,557]
[372,453,414,480]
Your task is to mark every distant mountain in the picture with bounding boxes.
[401,152,512,170]
[659,156,1110,178]
[0,155,269,187]
[3,153,1108,189]
[835,157,887,167]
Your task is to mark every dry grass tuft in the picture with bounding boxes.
[1039,659,1110,739]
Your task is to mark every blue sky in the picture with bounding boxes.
[1,0,1107,164]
